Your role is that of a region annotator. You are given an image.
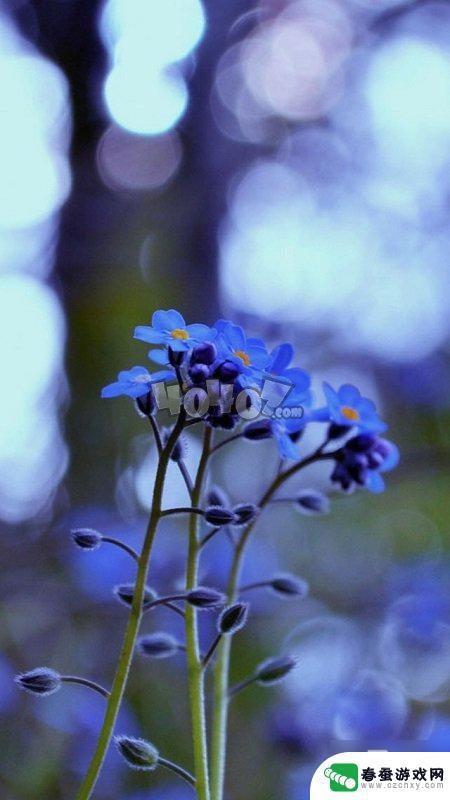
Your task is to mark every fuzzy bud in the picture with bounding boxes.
[204,506,237,527]
[137,633,180,659]
[218,603,249,635]
[232,503,259,526]
[186,586,225,609]
[115,735,159,771]
[214,359,240,383]
[256,655,297,685]
[114,583,156,608]
[243,420,273,441]
[188,363,210,384]
[167,347,186,368]
[191,342,217,365]
[295,491,330,515]
[135,389,155,417]
[270,574,308,598]
[162,429,186,462]
[207,485,229,508]
[328,422,349,440]
[71,528,102,550]
[15,667,61,697]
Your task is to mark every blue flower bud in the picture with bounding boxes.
[204,506,238,527]
[207,412,238,430]
[137,633,181,659]
[135,389,155,417]
[232,503,259,526]
[115,735,159,771]
[218,603,249,635]
[243,420,273,441]
[188,363,210,384]
[168,347,186,368]
[71,528,102,550]
[270,574,309,598]
[186,586,225,609]
[214,359,241,382]
[207,485,230,508]
[256,655,297,685]
[162,429,186,462]
[15,667,61,697]
[328,423,349,440]
[114,583,156,608]
[295,491,330,515]
[191,342,217,365]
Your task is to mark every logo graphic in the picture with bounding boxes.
[325,763,359,792]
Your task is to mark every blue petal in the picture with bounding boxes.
[134,326,166,344]
[213,318,231,334]
[283,368,311,394]
[270,343,294,374]
[148,349,169,365]
[168,338,190,351]
[152,309,185,331]
[127,366,151,379]
[380,441,400,472]
[247,345,270,369]
[338,384,361,405]
[308,406,330,422]
[365,472,385,493]
[226,323,246,351]
[186,323,216,342]
[274,429,301,461]
[150,369,176,383]
[101,382,124,398]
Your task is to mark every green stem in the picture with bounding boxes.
[210,447,334,800]
[76,412,186,800]
[185,425,212,800]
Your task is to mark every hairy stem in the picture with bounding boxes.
[76,412,186,800]
[210,447,334,800]
[185,425,212,800]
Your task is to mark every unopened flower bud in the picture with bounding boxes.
[15,667,61,697]
[168,347,186,368]
[214,359,240,382]
[162,429,186,462]
[233,503,259,526]
[188,363,210,384]
[256,655,297,685]
[137,633,181,659]
[270,574,308,598]
[328,422,349,440]
[114,583,156,608]
[207,485,229,508]
[243,420,273,441]
[135,389,155,417]
[218,603,249,635]
[204,506,237,527]
[186,586,225,609]
[191,342,217,365]
[115,735,159,771]
[295,491,330,515]
[71,528,102,550]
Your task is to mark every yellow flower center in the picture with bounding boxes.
[234,349,251,367]
[342,406,359,421]
[171,328,189,340]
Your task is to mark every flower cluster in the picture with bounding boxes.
[15,308,400,800]
[102,309,398,492]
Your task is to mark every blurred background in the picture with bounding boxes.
[1,0,450,797]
